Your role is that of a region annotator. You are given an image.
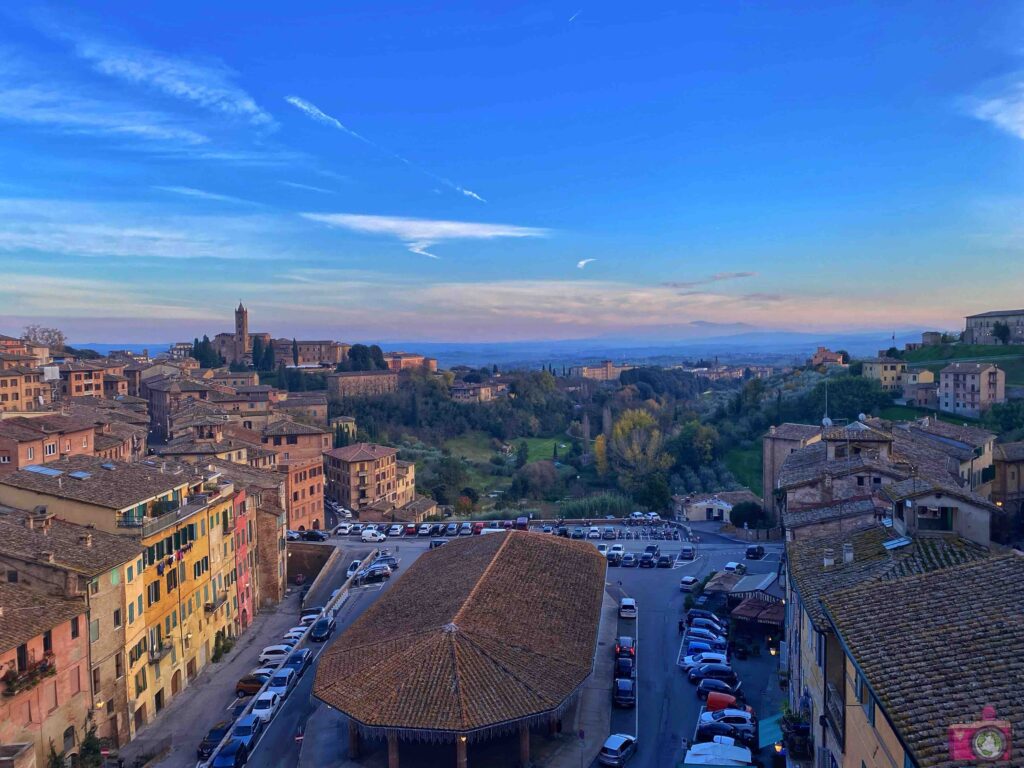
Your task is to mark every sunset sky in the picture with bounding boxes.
[2,1,1024,343]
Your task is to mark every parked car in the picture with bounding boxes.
[556,526,569,537]
[656,554,672,568]
[404,523,418,536]
[374,555,399,570]
[418,523,432,536]
[571,527,585,539]
[612,656,636,679]
[643,544,660,558]
[613,677,637,708]
[459,522,473,535]
[684,640,715,657]
[745,545,765,560]
[679,544,696,560]
[598,734,638,766]
[621,553,638,567]
[359,564,391,584]
[346,560,362,579]
[606,551,623,566]
[596,544,609,556]
[695,720,756,748]
[602,526,617,540]
[699,708,757,730]
[197,721,232,760]
[684,627,727,647]
[230,714,264,750]
[333,523,352,535]
[445,522,459,536]
[697,678,743,701]
[310,616,336,642]
[298,613,319,627]
[267,667,297,699]
[282,629,306,643]
[723,561,747,575]
[302,529,329,542]
[235,672,271,697]
[348,524,364,535]
[614,636,636,658]
[388,524,404,536]
[361,529,387,543]
[680,651,728,671]
[692,617,728,637]
[300,606,324,618]
[210,739,249,768]
[688,663,739,685]
[619,598,637,619]
[284,648,313,676]
[430,523,445,535]
[588,526,601,539]
[258,645,292,666]
[638,552,655,568]
[679,576,699,592]
[250,691,281,724]
[609,544,625,556]
[429,539,447,549]
[687,609,726,626]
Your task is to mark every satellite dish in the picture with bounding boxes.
[858,413,867,422]
[822,417,833,428]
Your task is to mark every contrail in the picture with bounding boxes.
[285,95,486,202]
[569,9,582,22]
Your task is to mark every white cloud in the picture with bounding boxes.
[577,258,596,268]
[301,212,548,257]
[64,37,274,127]
[279,180,336,194]
[286,95,486,203]
[154,186,259,205]
[969,77,1024,140]
[660,271,757,290]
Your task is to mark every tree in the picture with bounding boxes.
[262,341,275,371]
[552,443,559,460]
[636,472,670,510]
[669,420,720,470]
[516,441,529,469]
[369,345,387,370]
[23,324,66,350]
[730,501,768,528]
[608,409,672,496]
[80,713,103,768]
[252,336,265,369]
[292,338,300,366]
[884,347,903,359]
[835,350,851,364]
[594,434,609,477]
[993,321,1012,346]
[460,487,480,506]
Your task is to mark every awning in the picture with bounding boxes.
[756,603,785,627]
[758,712,783,750]
[730,598,766,622]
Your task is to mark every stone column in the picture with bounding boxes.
[347,720,360,759]
[519,725,530,767]
[456,735,468,768]
[388,733,400,768]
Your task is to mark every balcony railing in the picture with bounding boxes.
[205,592,227,613]
[148,640,173,664]
[825,681,845,747]
[2,654,56,697]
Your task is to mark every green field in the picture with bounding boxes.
[525,437,567,462]
[903,343,1024,385]
[724,445,762,494]
[444,431,496,462]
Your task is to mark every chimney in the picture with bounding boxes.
[39,551,54,563]
[843,543,854,563]
[79,533,93,548]
[823,548,836,568]
[769,425,777,436]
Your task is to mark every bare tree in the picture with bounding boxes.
[22,325,66,350]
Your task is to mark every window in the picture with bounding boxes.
[26,447,33,460]
[6,570,16,583]
[127,565,133,582]
[137,595,143,616]
[135,667,147,696]
[89,579,99,595]
[43,630,52,653]
[92,666,101,692]
[71,616,79,639]
[113,609,122,628]
[147,581,160,606]
[44,442,56,456]
[815,631,825,669]
[128,602,134,624]
[115,653,123,678]
[110,568,120,585]
[90,619,100,643]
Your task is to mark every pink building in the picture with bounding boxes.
[0,582,90,767]
[232,489,255,631]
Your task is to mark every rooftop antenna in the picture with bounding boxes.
[822,381,832,429]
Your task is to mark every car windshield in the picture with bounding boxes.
[271,674,289,685]
[235,725,254,736]
[253,699,271,710]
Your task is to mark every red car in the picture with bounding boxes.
[404,523,417,536]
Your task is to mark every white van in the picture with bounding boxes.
[619,598,637,619]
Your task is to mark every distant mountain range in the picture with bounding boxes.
[73,328,927,369]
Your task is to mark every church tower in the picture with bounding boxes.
[234,302,249,362]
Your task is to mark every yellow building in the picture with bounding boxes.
[860,357,907,392]
[0,456,234,732]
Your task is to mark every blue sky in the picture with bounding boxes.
[2,1,1024,343]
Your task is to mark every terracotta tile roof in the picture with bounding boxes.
[143,375,215,393]
[909,417,995,449]
[940,361,1001,375]
[261,419,327,437]
[314,531,606,734]
[778,444,908,489]
[767,423,822,442]
[0,581,86,654]
[0,456,205,510]
[0,504,141,576]
[965,308,1024,318]
[93,433,127,452]
[204,460,285,490]
[687,489,763,507]
[786,525,990,631]
[783,496,885,530]
[278,392,328,405]
[882,477,1000,512]
[823,555,1024,768]
[995,442,1024,462]
[823,421,892,443]
[324,443,397,463]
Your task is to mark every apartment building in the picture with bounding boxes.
[272,338,347,366]
[569,360,634,381]
[450,382,494,404]
[820,556,1021,768]
[0,581,90,767]
[861,357,907,392]
[280,457,324,531]
[58,363,105,399]
[275,392,329,425]
[141,376,217,441]
[260,419,330,462]
[808,347,847,367]
[0,457,235,731]
[0,415,96,475]
[963,308,1024,344]
[939,362,1005,418]
[324,443,415,512]
[230,489,255,631]
[327,370,399,399]
[0,506,143,747]
[993,442,1024,520]
[0,367,51,413]
[901,369,937,409]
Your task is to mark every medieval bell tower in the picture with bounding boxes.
[234,302,249,362]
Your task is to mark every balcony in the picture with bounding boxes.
[148,640,172,665]
[2,654,56,697]
[825,681,845,747]
[205,592,227,613]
